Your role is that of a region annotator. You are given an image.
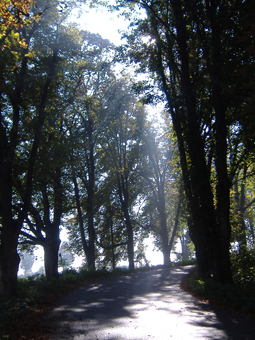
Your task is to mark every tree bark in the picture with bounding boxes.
[158,204,171,266]
[44,167,62,278]
[118,175,134,271]
[234,165,248,252]
[44,227,60,279]
[209,4,233,283]
[0,221,20,298]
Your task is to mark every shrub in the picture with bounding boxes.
[230,249,255,292]
[185,252,255,315]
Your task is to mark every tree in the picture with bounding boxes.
[101,79,147,270]
[231,163,255,252]
[18,20,87,279]
[138,122,182,265]
[116,0,255,283]
[0,8,58,297]
[64,32,116,269]
[0,0,80,297]
[0,0,38,50]
[19,250,36,277]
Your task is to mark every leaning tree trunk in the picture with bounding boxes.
[159,207,171,266]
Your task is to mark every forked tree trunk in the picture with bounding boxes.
[73,173,95,270]
[0,50,58,297]
[159,209,171,266]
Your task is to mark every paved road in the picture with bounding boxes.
[44,266,254,339]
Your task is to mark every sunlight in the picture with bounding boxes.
[70,4,129,45]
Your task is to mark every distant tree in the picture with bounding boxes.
[19,251,36,277]
[64,32,116,269]
[138,123,182,265]
[231,164,255,252]
[100,79,147,270]
[59,241,75,270]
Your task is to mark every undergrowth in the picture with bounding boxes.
[0,267,112,340]
[185,249,255,316]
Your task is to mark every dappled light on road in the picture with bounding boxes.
[44,266,254,340]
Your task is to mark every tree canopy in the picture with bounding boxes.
[0,0,255,298]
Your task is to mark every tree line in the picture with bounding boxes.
[0,0,255,299]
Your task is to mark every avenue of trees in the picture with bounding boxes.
[0,0,254,298]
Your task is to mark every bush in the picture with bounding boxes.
[185,251,255,315]
[230,249,255,292]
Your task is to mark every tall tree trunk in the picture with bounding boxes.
[44,226,60,279]
[85,119,96,270]
[0,221,20,298]
[87,184,95,270]
[44,167,62,279]
[126,214,134,271]
[110,208,116,271]
[118,176,134,271]
[73,174,89,259]
[0,154,19,297]
[73,174,95,269]
[210,9,233,284]
[234,165,247,252]
[168,198,182,261]
[158,206,171,266]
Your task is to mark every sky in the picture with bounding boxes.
[70,4,130,45]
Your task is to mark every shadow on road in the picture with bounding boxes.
[44,266,254,340]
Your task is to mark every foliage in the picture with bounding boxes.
[230,249,255,292]
[0,267,111,339]
[116,0,255,284]
[0,0,39,51]
[2,0,255,302]
[137,119,185,265]
[186,251,255,315]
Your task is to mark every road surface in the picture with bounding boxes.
[44,266,254,339]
